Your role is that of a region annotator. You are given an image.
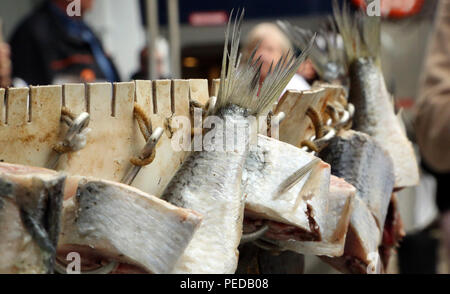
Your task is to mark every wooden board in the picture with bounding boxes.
[0,79,210,197]
[275,88,328,147]
[0,86,62,166]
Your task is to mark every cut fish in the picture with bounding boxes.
[0,164,65,274]
[0,162,202,274]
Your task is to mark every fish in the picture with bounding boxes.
[0,162,202,274]
[321,194,382,274]
[0,164,65,274]
[319,130,395,230]
[241,134,355,257]
[261,175,356,257]
[161,10,313,274]
[332,0,419,189]
[58,176,202,274]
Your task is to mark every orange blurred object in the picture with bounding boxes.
[80,68,96,82]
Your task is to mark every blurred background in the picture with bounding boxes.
[0,0,446,274]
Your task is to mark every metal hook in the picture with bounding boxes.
[47,112,90,170]
[122,127,164,185]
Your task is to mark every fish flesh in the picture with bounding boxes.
[319,130,395,230]
[0,164,65,274]
[243,135,331,243]
[242,134,355,257]
[321,194,382,274]
[161,10,313,274]
[0,162,202,274]
[333,0,419,188]
[263,175,355,257]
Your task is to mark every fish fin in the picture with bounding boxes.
[274,158,320,199]
[278,18,347,83]
[332,0,381,64]
[214,9,315,116]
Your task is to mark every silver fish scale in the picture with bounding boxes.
[161,106,251,274]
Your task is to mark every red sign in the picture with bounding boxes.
[352,0,425,19]
[189,11,229,27]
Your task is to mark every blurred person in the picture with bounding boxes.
[0,42,11,88]
[131,37,171,80]
[9,0,120,85]
[297,58,317,84]
[241,22,311,97]
[415,0,450,270]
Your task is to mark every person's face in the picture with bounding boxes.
[253,37,284,82]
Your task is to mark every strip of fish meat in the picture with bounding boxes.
[333,0,419,188]
[0,164,65,274]
[321,194,382,274]
[319,130,395,231]
[0,162,202,274]
[242,134,354,257]
[263,176,355,257]
[379,193,405,270]
[59,176,202,274]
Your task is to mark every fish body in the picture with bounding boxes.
[161,106,249,274]
[0,162,202,274]
[0,164,65,274]
[348,59,419,188]
[333,1,419,188]
[161,9,312,274]
[59,177,202,274]
[319,130,395,230]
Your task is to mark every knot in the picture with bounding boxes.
[130,103,156,167]
[300,139,319,153]
[52,109,90,154]
[130,149,156,167]
[306,107,324,139]
[133,103,153,141]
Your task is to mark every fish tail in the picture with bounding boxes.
[332,0,381,63]
[214,9,315,116]
[278,18,347,82]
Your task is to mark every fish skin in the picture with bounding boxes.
[319,130,395,231]
[59,177,202,274]
[243,134,331,242]
[268,175,355,257]
[161,106,249,274]
[0,168,65,274]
